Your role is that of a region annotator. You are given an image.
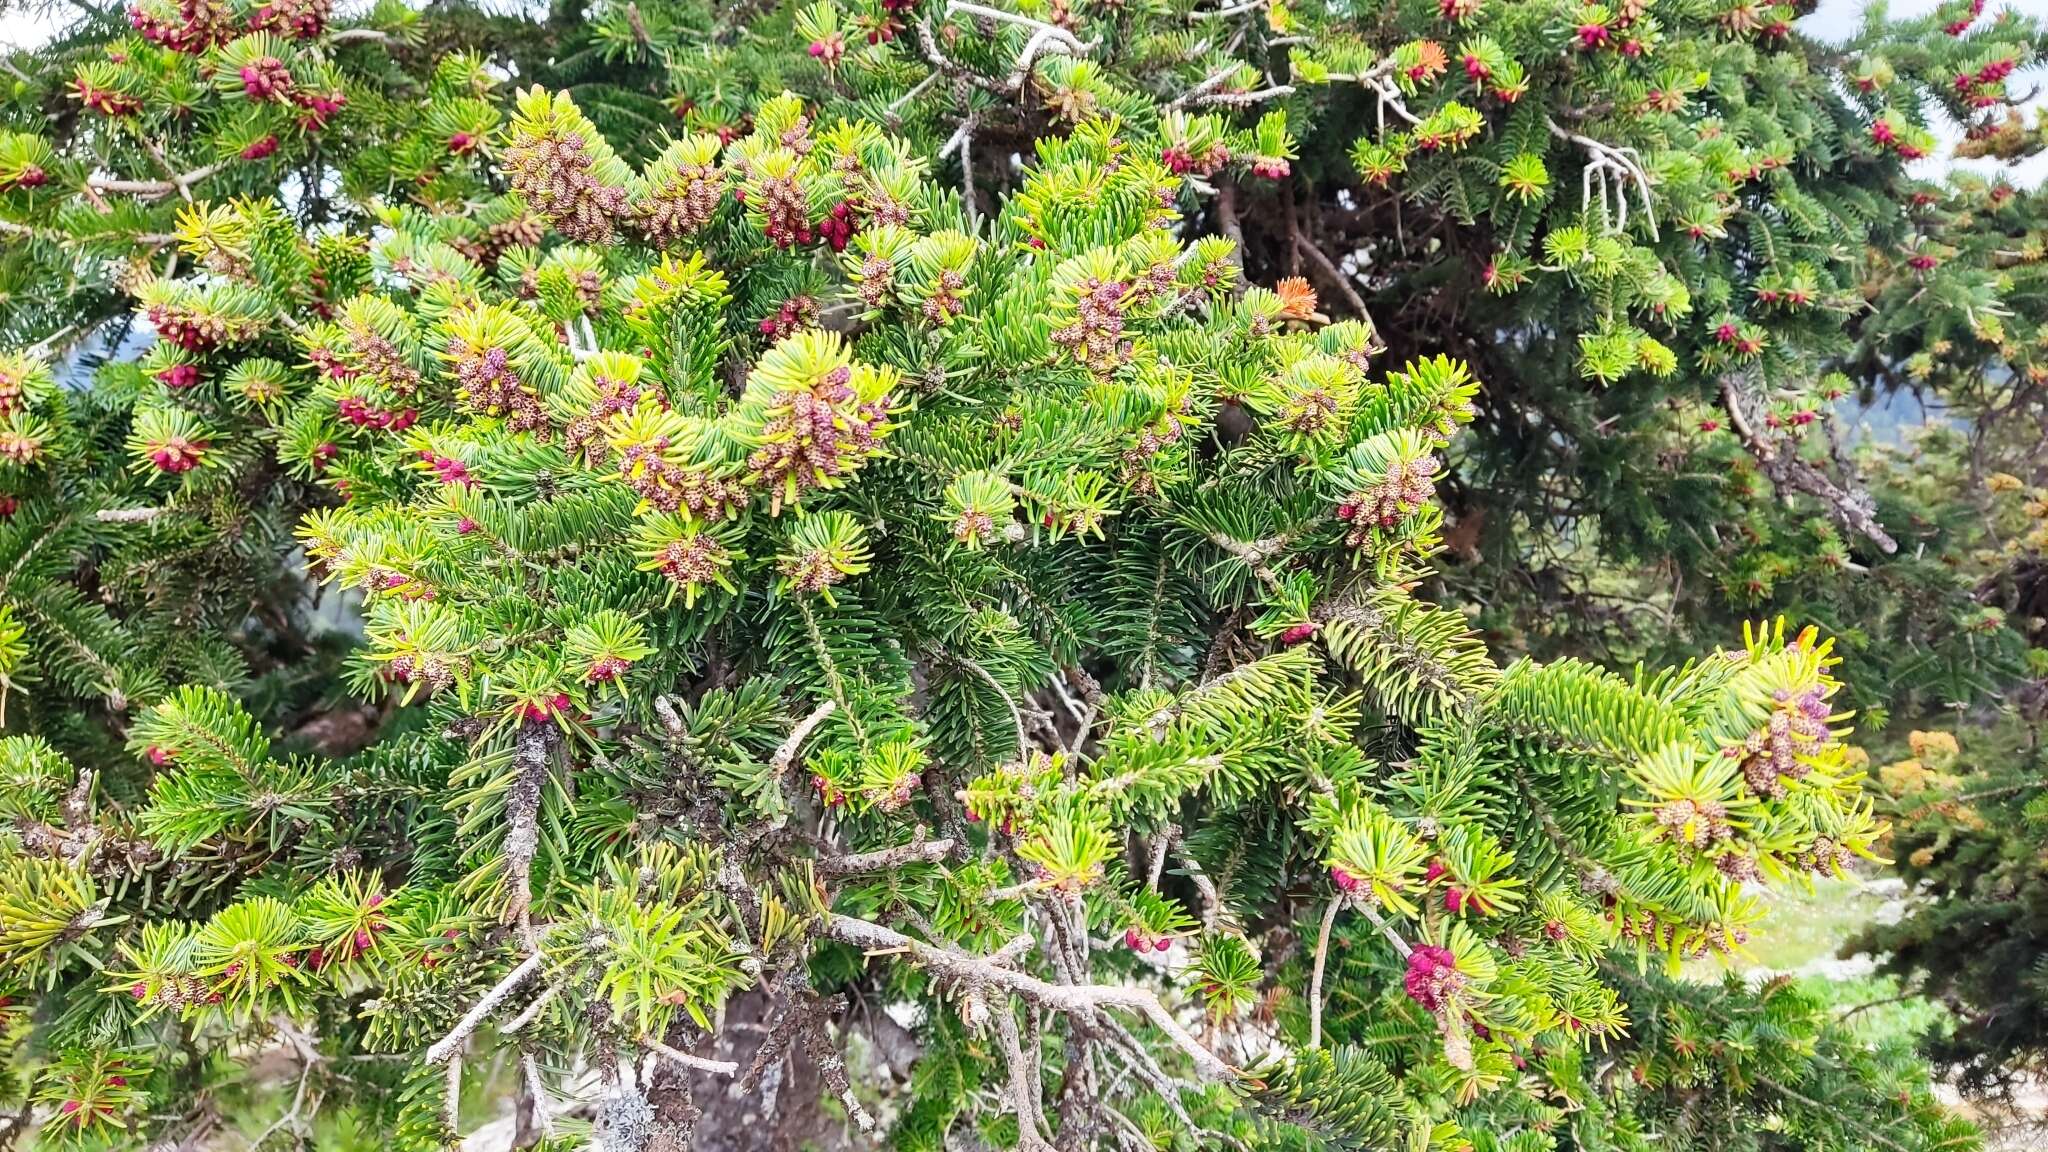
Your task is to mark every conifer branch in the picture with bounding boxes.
[1292,231,1380,340]
[1188,0,1266,20]
[1169,64,1244,109]
[1719,378,1898,553]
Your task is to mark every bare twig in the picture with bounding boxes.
[817,835,956,875]
[1196,84,1294,107]
[95,506,168,524]
[916,17,1008,93]
[86,161,224,199]
[825,913,1235,1081]
[1355,902,1412,959]
[1168,64,1244,109]
[1171,834,1220,935]
[1307,897,1341,1048]
[443,1053,462,1133]
[886,73,940,118]
[1206,531,1289,587]
[424,950,547,1065]
[946,0,1088,49]
[1292,232,1382,344]
[503,721,554,944]
[501,982,559,1035]
[521,1053,557,1138]
[994,1003,1055,1151]
[1547,116,1657,239]
[23,324,79,360]
[1005,25,1084,91]
[959,656,1025,755]
[1145,826,1173,891]
[770,700,838,774]
[644,1039,740,1076]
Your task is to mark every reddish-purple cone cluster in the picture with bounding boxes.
[618,438,748,519]
[456,346,549,433]
[0,365,31,415]
[337,323,424,395]
[1336,455,1439,545]
[335,395,418,432]
[874,771,920,811]
[1730,685,1831,797]
[521,693,574,722]
[818,202,859,251]
[950,507,997,546]
[1161,142,1230,177]
[148,301,251,352]
[417,450,475,487]
[505,129,630,245]
[1117,408,1188,496]
[755,171,815,249]
[149,436,206,473]
[922,270,968,325]
[1794,835,1852,875]
[564,371,652,464]
[1605,898,1744,958]
[650,535,730,593]
[1051,278,1134,376]
[127,0,236,52]
[1713,850,1763,882]
[584,654,632,684]
[1123,928,1174,953]
[73,77,143,117]
[760,295,820,340]
[856,254,896,309]
[249,0,328,37]
[636,160,725,247]
[128,975,225,1011]
[239,55,293,100]
[292,89,345,131]
[1403,945,1462,1012]
[385,653,458,692]
[1653,796,1732,849]
[154,362,199,389]
[368,569,433,600]
[0,165,46,192]
[780,546,851,595]
[744,365,890,501]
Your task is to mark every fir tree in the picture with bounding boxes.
[0,0,2028,1147]
[0,73,1907,1152]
